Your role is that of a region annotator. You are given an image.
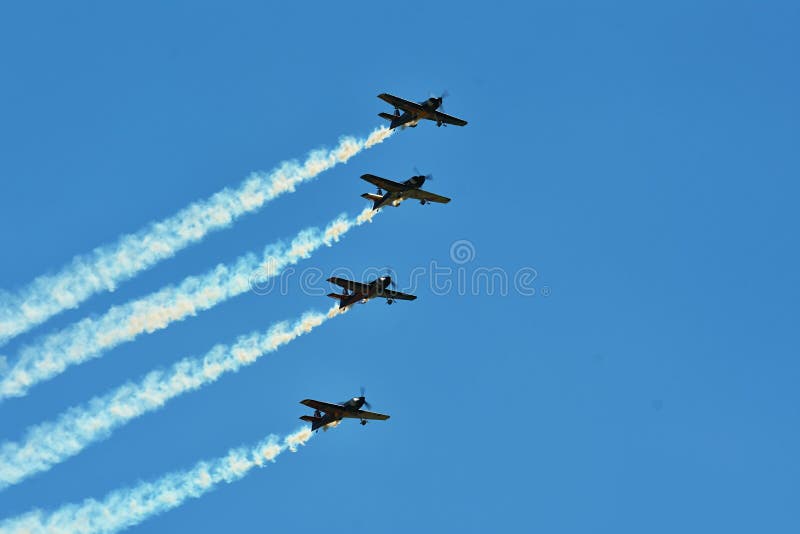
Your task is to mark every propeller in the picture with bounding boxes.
[430,89,449,110]
[360,386,372,409]
[413,167,433,182]
[430,90,450,127]
[385,271,397,303]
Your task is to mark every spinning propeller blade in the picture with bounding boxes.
[359,386,372,409]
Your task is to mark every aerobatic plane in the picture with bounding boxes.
[360,173,451,210]
[300,389,390,432]
[377,92,468,129]
[326,275,416,309]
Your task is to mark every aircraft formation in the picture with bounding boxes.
[300,92,467,431]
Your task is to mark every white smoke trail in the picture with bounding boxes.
[0,208,376,400]
[0,307,340,490]
[0,427,313,534]
[0,126,393,346]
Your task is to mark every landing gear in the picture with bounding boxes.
[314,409,321,418]
[377,188,383,195]
[420,199,427,205]
[437,120,443,127]
[386,298,395,305]
[394,109,400,117]
[360,419,367,426]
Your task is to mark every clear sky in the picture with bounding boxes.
[1,2,798,532]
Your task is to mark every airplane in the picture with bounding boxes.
[378,92,468,129]
[327,275,416,309]
[360,173,451,210]
[300,389,390,432]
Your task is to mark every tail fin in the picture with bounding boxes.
[300,415,325,431]
[361,192,382,210]
[327,293,353,309]
[378,112,400,129]
[328,293,345,307]
[328,293,361,310]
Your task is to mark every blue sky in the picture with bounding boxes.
[1,2,798,532]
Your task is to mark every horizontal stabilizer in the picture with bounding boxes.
[326,291,359,309]
[300,414,327,431]
[378,112,403,129]
[300,415,321,423]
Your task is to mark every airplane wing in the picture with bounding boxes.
[378,93,425,113]
[342,409,391,421]
[380,289,417,301]
[327,277,370,293]
[361,174,405,192]
[405,188,451,204]
[432,110,468,127]
[301,399,345,415]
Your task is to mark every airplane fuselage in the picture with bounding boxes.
[328,274,415,308]
[333,276,394,308]
[378,92,467,129]
[391,97,443,128]
[308,397,367,430]
[370,176,426,210]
